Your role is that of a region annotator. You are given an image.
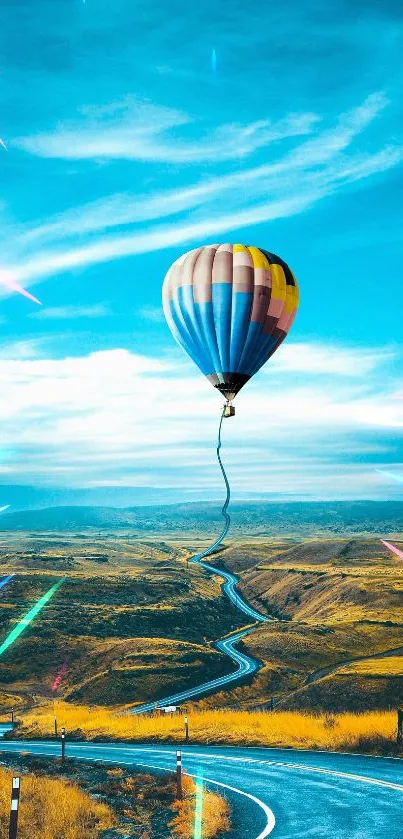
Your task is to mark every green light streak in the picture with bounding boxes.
[194,770,203,839]
[0,578,66,657]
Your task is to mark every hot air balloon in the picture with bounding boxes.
[162,243,299,416]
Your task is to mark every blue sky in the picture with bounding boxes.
[0,0,402,506]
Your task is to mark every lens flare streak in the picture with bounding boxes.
[0,269,42,305]
[0,574,14,591]
[194,771,203,839]
[380,540,403,559]
[211,48,217,74]
[0,578,66,657]
[0,505,10,514]
[375,469,403,483]
[51,658,69,693]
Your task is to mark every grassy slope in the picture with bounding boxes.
[0,533,244,709]
[198,537,403,711]
[1,531,403,714]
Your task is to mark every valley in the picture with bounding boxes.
[0,523,402,714]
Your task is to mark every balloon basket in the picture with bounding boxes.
[223,404,235,418]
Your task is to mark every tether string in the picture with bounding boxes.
[191,408,230,563]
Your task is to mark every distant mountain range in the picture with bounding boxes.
[0,500,402,535]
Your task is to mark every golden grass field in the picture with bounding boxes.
[0,765,114,838]
[11,702,401,755]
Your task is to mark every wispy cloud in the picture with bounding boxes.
[1,93,399,294]
[138,305,165,323]
[16,96,395,247]
[29,303,111,320]
[10,191,319,286]
[15,98,318,163]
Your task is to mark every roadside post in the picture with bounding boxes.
[54,717,58,737]
[8,776,20,839]
[176,750,183,800]
[184,716,189,742]
[269,698,274,712]
[397,709,403,747]
[11,708,14,725]
[61,726,66,762]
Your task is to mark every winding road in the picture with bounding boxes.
[130,413,269,714]
[1,545,401,838]
[131,558,268,714]
[0,740,402,838]
[1,430,400,836]
[127,410,269,713]
[198,559,269,625]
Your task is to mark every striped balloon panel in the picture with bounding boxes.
[162,244,299,398]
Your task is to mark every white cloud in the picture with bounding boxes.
[138,305,165,323]
[20,189,212,246]
[0,339,46,360]
[14,97,317,163]
[9,191,319,286]
[0,93,399,296]
[270,342,395,377]
[0,340,401,498]
[29,303,111,320]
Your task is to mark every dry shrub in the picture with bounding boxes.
[0,766,115,839]
[170,776,230,839]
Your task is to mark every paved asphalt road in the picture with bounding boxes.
[197,560,269,624]
[0,723,13,737]
[132,559,268,714]
[132,628,261,714]
[0,740,402,838]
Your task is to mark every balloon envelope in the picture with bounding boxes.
[162,243,299,400]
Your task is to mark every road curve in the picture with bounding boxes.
[132,628,261,714]
[1,740,402,838]
[197,558,269,624]
[131,559,268,714]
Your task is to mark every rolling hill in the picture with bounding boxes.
[0,499,402,534]
[201,536,403,711]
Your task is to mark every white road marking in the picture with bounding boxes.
[192,774,275,839]
[64,744,403,793]
[0,745,275,839]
